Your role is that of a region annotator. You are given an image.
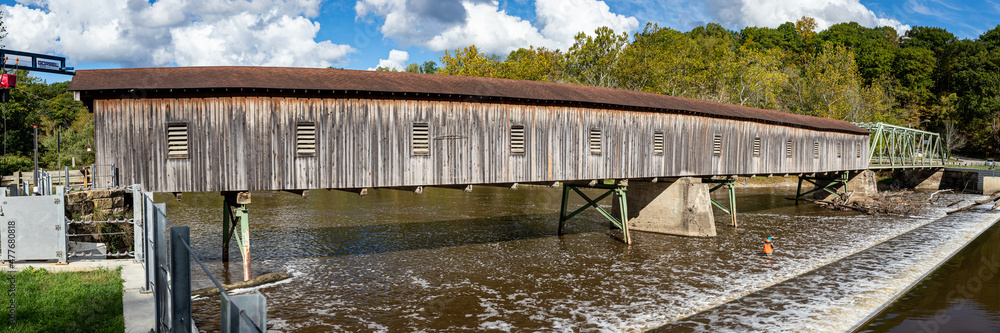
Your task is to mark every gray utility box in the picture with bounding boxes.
[1,186,67,263]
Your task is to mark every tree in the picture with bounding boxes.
[892,46,936,108]
[562,27,631,88]
[404,61,439,74]
[818,22,899,83]
[739,22,806,58]
[724,44,788,108]
[438,45,503,78]
[500,47,562,82]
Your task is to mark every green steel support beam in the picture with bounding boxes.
[705,178,738,227]
[222,191,252,282]
[558,182,631,244]
[793,173,848,201]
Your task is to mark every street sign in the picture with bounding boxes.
[0,49,74,75]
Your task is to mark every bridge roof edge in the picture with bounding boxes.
[68,67,869,135]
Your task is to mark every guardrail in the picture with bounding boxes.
[945,161,999,171]
[137,188,267,333]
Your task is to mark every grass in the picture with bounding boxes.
[0,267,124,333]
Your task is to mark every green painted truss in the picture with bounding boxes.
[854,122,946,169]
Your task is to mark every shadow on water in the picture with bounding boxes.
[231,212,612,261]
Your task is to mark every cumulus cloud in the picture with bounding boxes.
[535,0,640,48]
[704,0,910,33]
[2,0,353,67]
[368,49,409,71]
[355,0,639,55]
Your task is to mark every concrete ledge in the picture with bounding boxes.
[985,177,1000,195]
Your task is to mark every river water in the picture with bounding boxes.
[158,185,1000,332]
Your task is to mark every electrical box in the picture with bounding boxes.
[0,74,15,89]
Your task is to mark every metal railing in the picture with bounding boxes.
[137,188,267,333]
[855,122,946,169]
[90,163,118,189]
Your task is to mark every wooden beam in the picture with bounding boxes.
[430,185,474,192]
[331,188,368,196]
[476,183,518,190]
[383,186,424,194]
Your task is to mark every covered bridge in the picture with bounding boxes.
[68,67,869,194]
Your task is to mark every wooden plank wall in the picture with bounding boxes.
[93,97,870,193]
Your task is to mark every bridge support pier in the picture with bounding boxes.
[222,191,252,282]
[616,178,716,237]
[559,181,631,244]
[893,168,944,191]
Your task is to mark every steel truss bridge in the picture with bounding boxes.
[855,122,946,169]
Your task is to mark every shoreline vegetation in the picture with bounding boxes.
[0,267,124,333]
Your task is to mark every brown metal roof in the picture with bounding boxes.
[68,66,868,135]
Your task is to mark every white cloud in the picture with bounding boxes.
[535,0,639,50]
[2,0,353,67]
[368,49,409,70]
[704,0,910,33]
[355,0,639,55]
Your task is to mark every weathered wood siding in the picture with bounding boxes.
[93,97,869,193]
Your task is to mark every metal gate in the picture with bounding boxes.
[0,186,66,263]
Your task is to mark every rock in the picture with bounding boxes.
[93,198,114,211]
[65,191,89,204]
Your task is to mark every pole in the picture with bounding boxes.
[56,129,60,169]
[33,125,38,187]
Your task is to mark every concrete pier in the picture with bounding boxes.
[614,178,716,237]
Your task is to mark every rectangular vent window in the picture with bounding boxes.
[412,122,430,156]
[753,137,761,157]
[653,131,664,155]
[813,141,820,159]
[786,139,793,158]
[511,125,525,156]
[713,134,723,156]
[589,128,602,155]
[856,143,862,158]
[836,142,842,158]
[167,123,188,159]
[296,122,317,157]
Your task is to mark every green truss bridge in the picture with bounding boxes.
[855,122,946,169]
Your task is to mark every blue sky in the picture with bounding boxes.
[1,0,997,84]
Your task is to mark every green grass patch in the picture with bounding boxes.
[0,267,124,333]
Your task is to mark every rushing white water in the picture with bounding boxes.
[661,195,1000,332]
[174,188,1000,332]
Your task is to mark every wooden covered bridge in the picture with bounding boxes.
[68,67,871,190]
[69,67,875,279]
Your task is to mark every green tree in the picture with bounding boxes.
[439,45,503,78]
[818,22,899,83]
[892,46,936,111]
[404,61,439,74]
[40,112,95,169]
[724,44,788,108]
[500,47,562,82]
[562,27,631,89]
[740,22,806,57]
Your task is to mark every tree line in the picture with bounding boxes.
[0,72,94,175]
[382,18,1000,159]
